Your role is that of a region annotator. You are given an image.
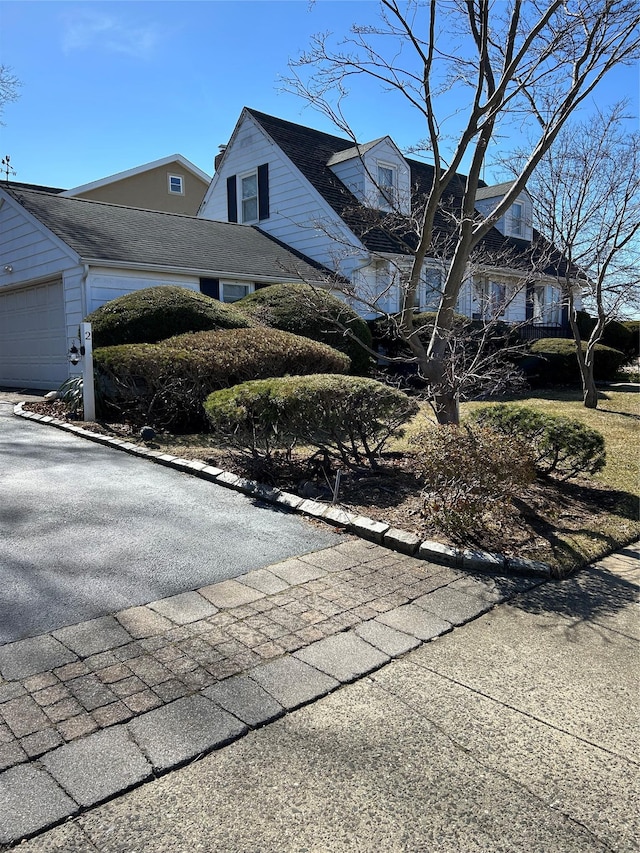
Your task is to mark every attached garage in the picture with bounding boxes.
[0,185,333,391]
[0,280,69,389]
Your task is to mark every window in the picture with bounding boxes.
[241,172,258,223]
[220,281,253,303]
[168,174,184,195]
[422,267,442,311]
[511,201,524,236]
[377,163,396,208]
[489,281,507,317]
[227,164,270,223]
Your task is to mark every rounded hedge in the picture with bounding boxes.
[521,338,627,385]
[622,320,640,358]
[93,327,349,431]
[575,311,634,357]
[235,283,373,375]
[86,286,251,348]
[204,374,418,468]
[467,403,606,480]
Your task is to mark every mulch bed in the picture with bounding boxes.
[23,400,624,568]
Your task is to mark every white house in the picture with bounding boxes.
[200,108,570,325]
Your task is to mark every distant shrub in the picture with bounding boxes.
[410,422,535,537]
[621,320,640,358]
[467,403,606,480]
[86,286,250,347]
[575,311,634,357]
[521,338,627,385]
[94,328,349,431]
[236,283,373,375]
[204,374,418,469]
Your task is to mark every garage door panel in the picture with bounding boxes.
[0,281,69,388]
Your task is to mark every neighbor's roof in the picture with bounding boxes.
[61,154,211,198]
[7,187,333,283]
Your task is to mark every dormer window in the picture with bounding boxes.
[377,163,397,208]
[511,202,524,236]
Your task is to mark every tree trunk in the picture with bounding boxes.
[583,376,598,409]
[432,386,460,425]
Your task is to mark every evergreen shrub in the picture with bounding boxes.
[86,286,250,347]
[522,338,627,385]
[204,374,418,469]
[467,403,606,480]
[94,328,349,431]
[236,283,373,374]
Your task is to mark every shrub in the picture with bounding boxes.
[236,283,373,375]
[410,423,535,537]
[521,338,627,385]
[204,374,418,469]
[622,320,640,358]
[94,328,350,431]
[86,286,251,347]
[467,403,606,480]
[575,311,634,357]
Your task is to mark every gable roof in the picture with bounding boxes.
[6,187,332,284]
[60,154,211,198]
[475,180,518,201]
[245,108,571,277]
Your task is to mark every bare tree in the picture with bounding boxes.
[520,104,640,408]
[0,65,20,124]
[286,0,640,423]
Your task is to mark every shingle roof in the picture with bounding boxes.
[7,187,333,283]
[475,181,517,200]
[246,109,570,277]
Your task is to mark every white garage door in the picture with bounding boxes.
[0,280,69,389]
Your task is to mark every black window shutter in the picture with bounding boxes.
[200,278,220,300]
[227,176,237,223]
[257,163,269,220]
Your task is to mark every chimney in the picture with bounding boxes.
[214,144,227,172]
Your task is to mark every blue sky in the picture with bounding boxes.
[1,1,638,190]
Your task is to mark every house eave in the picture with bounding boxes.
[80,257,326,285]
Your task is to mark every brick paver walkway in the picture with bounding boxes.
[0,538,540,776]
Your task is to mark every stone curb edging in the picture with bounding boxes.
[12,403,552,579]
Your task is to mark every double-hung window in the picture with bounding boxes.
[168,174,184,195]
[511,202,524,236]
[377,163,396,208]
[241,172,258,223]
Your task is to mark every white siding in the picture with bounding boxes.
[201,113,365,275]
[0,196,78,291]
[86,268,200,314]
[475,191,533,242]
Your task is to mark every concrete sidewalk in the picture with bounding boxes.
[9,543,638,852]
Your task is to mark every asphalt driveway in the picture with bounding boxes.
[0,402,341,644]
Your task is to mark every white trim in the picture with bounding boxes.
[168,173,185,195]
[239,168,258,224]
[79,257,321,285]
[219,280,254,303]
[61,154,210,198]
[0,188,82,269]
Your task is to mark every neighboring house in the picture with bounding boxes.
[60,155,211,215]
[200,108,571,326]
[0,186,332,389]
